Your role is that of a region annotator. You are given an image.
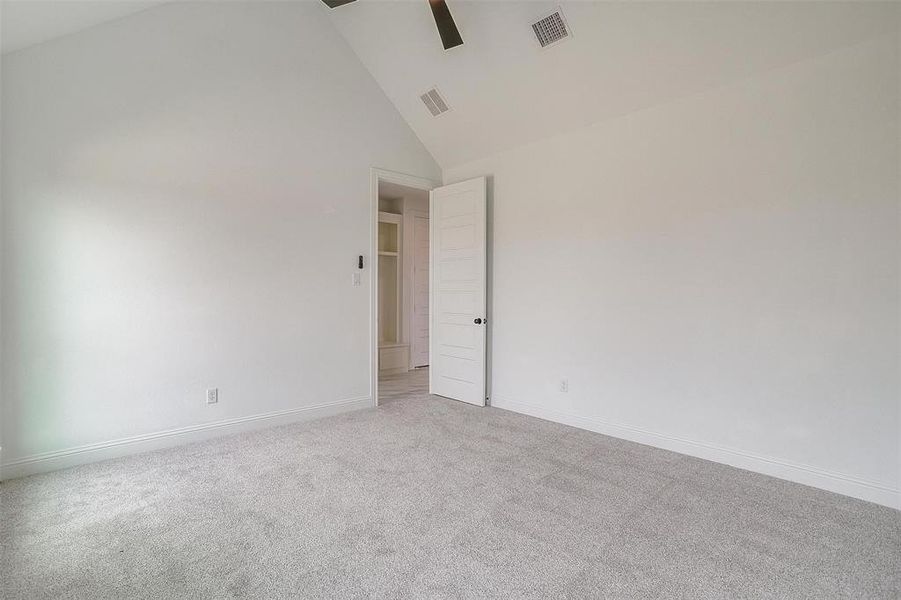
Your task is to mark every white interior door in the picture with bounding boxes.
[429,177,487,406]
[412,214,430,367]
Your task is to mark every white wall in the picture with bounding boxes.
[0,1,439,475]
[446,32,900,508]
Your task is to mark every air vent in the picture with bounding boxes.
[532,9,570,48]
[420,88,450,117]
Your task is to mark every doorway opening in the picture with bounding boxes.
[370,169,438,407]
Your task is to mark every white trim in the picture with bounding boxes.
[378,211,402,225]
[0,396,370,481]
[491,394,901,510]
[370,168,439,408]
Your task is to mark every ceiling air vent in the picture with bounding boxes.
[420,87,450,117]
[532,9,570,48]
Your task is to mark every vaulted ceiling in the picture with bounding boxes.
[0,0,168,54]
[2,1,896,169]
[325,1,897,168]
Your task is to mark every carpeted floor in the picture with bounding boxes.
[2,368,899,599]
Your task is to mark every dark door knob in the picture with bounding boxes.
[474,318,482,324]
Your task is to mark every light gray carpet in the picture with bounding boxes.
[2,369,899,599]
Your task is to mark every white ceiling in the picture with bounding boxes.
[2,1,895,168]
[378,180,429,202]
[326,1,898,168]
[0,0,168,54]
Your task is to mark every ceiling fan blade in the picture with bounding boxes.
[322,0,356,8]
[428,0,463,50]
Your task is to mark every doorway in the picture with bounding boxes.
[370,169,438,406]
[370,170,489,408]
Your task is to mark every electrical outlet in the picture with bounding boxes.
[206,388,218,404]
[352,272,361,287]
[559,379,569,393]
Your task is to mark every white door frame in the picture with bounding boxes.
[370,168,440,407]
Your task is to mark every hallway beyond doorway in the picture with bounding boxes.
[379,367,429,405]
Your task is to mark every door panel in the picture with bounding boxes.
[430,177,487,406]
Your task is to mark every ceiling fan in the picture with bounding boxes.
[322,0,464,50]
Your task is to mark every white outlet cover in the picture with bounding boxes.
[206,388,218,404]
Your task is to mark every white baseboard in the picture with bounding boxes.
[0,395,371,481]
[491,394,900,510]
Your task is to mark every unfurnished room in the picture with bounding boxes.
[0,1,899,598]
